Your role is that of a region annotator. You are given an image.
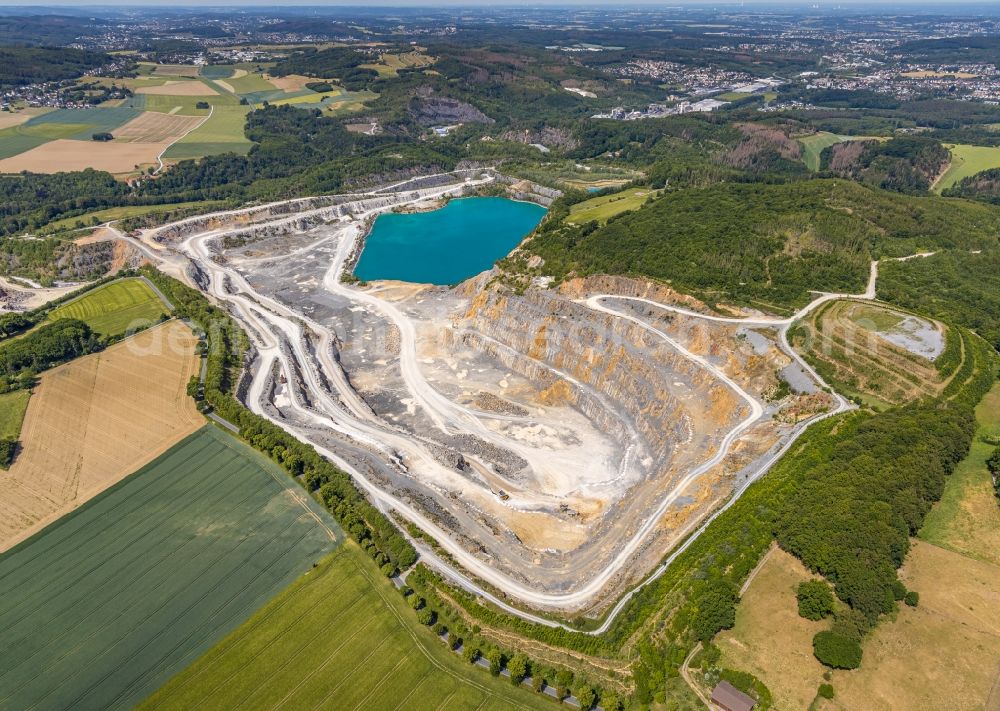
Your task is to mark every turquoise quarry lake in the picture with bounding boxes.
[353,197,547,285]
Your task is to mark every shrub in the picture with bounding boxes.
[698,642,722,669]
[408,595,425,611]
[797,580,835,621]
[904,591,920,607]
[818,683,835,699]
[485,647,503,676]
[462,644,479,664]
[0,438,15,469]
[813,631,863,669]
[507,654,528,684]
[555,669,574,698]
[575,684,596,710]
[415,607,435,626]
[600,691,622,711]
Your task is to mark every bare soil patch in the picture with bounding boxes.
[136,80,217,96]
[0,320,203,553]
[0,138,169,174]
[267,73,315,92]
[113,111,205,143]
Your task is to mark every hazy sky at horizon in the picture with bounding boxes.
[0,0,992,5]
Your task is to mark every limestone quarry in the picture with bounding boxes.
[138,170,838,617]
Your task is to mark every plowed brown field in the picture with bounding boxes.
[0,320,203,552]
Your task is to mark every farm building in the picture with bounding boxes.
[711,681,756,711]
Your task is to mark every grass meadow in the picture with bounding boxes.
[714,381,1000,711]
[141,543,550,711]
[567,187,658,225]
[48,278,167,336]
[164,104,252,160]
[935,144,1000,192]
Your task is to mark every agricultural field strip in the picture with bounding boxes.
[47,278,168,335]
[934,143,1000,192]
[156,572,371,708]
[0,427,337,711]
[141,547,544,711]
[154,105,212,174]
[3,498,319,710]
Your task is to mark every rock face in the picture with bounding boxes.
[408,93,494,126]
[501,127,579,151]
[462,285,744,481]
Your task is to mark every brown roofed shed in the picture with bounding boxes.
[711,680,756,711]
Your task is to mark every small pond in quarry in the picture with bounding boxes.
[353,197,547,285]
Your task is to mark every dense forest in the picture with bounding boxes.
[0,318,102,378]
[943,167,1000,205]
[880,248,1000,351]
[0,46,110,88]
[519,179,1000,310]
[821,136,951,194]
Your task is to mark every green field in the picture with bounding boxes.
[0,126,50,159]
[920,381,1000,557]
[265,89,338,107]
[567,187,658,225]
[224,73,279,95]
[798,132,847,171]
[0,425,340,711]
[200,65,235,80]
[48,278,168,336]
[124,92,235,116]
[140,543,547,711]
[0,107,142,159]
[25,106,142,140]
[935,144,1000,192]
[0,389,30,441]
[163,104,253,160]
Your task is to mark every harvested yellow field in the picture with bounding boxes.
[828,541,1000,711]
[136,80,217,96]
[150,64,199,77]
[716,548,828,710]
[0,111,33,130]
[0,138,168,174]
[267,73,315,91]
[113,111,205,143]
[0,320,203,553]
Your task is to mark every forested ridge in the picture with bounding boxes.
[520,179,1000,310]
[0,46,110,88]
